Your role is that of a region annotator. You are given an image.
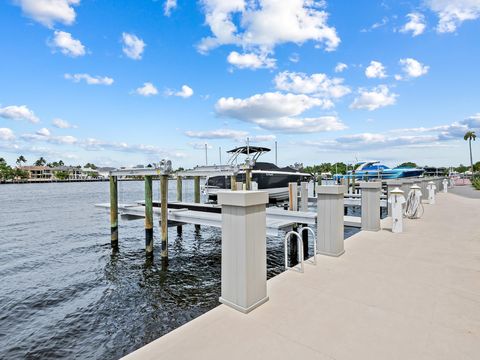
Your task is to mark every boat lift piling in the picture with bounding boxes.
[160,175,169,262]
[145,176,154,257]
[109,176,118,248]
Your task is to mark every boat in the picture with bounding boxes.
[204,146,311,202]
[335,161,424,180]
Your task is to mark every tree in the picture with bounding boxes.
[16,155,27,167]
[464,131,477,173]
[34,157,47,166]
[396,162,417,168]
[84,162,97,169]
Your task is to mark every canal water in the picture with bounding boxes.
[0,181,359,359]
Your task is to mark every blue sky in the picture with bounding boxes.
[1,0,479,168]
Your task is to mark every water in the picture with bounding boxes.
[0,181,359,359]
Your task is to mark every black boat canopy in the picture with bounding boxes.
[227,146,271,154]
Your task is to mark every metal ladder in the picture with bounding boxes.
[284,226,317,273]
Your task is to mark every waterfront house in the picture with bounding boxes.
[20,166,53,180]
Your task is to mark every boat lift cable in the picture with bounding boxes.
[404,187,424,219]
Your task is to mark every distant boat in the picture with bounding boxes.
[205,146,311,202]
[336,161,424,180]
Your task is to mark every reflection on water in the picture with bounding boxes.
[0,181,359,359]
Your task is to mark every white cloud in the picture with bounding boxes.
[289,53,300,63]
[227,51,276,69]
[350,85,398,111]
[247,134,277,142]
[0,128,15,141]
[82,138,186,158]
[0,105,39,123]
[135,82,159,97]
[15,0,80,28]
[166,85,194,98]
[64,73,114,85]
[334,62,348,73]
[50,30,85,57]
[164,0,177,16]
[122,32,145,60]
[215,92,346,133]
[427,0,480,33]
[365,60,387,78]
[274,71,351,99]
[52,118,76,129]
[400,13,426,36]
[198,0,340,67]
[36,128,51,137]
[185,129,248,139]
[398,58,429,78]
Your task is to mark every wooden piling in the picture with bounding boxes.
[194,176,201,231]
[176,176,182,202]
[230,175,237,191]
[145,176,154,257]
[302,225,309,260]
[160,175,168,262]
[109,176,118,248]
[245,169,252,190]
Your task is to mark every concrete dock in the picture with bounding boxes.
[123,192,480,360]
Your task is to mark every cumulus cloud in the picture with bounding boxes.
[0,128,15,141]
[400,13,426,36]
[166,85,194,98]
[350,85,398,111]
[427,0,480,33]
[64,73,114,85]
[215,92,345,133]
[227,51,276,69]
[52,118,77,129]
[397,58,429,79]
[14,0,80,28]
[135,82,159,97]
[82,138,186,158]
[185,129,249,139]
[122,33,145,60]
[365,60,387,79]
[274,71,350,99]
[36,127,51,137]
[198,0,340,68]
[49,30,85,57]
[164,0,177,16]
[334,62,348,73]
[0,105,39,123]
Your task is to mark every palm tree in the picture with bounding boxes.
[464,131,477,174]
[34,157,46,166]
[16,155,27,167]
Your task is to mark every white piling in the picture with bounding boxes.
[388,188,406,233]
[359,181,382,232]
[443,178,449,193]
[427,181,437,204]
[316,185,346,257]
[217,191,269,313]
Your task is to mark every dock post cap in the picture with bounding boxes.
[390,187,404,195]
[410,184,421,190]
[217,190,268,207]
[358,181,382,189]
[315,185,347,194]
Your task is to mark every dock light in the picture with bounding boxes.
[388,187,406,233]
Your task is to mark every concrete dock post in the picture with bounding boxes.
[359,181,382,232]
[217,191,269,313]
[420,179,428,199]
[388,188,406,233]
[145,176,154,257]
[300,182,308,212]
[427,181,437,205]
[176,176,182,202]
[288,182,298,211]
[443,178,449,193]
[386,180,403,216]
[316,185,347,257]
[160,175,169,262]
[109,176,118,248]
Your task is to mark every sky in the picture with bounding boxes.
[1,0,480,169]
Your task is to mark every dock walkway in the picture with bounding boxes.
[124,192,480,360]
